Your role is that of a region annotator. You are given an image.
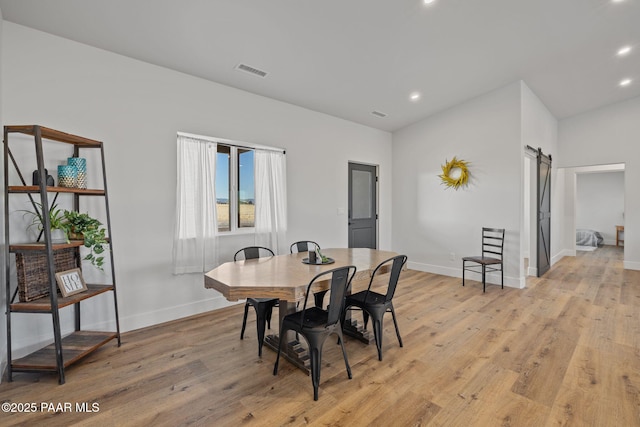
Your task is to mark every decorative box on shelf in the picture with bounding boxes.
[14,247,78,302]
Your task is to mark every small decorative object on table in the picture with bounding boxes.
[302,248,335,265]
[57,164,78,188]
[55,268,88,297]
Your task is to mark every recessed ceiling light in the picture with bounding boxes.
[423,0,436,4]
[617,46,632,56]
[410,92,421,101]
[612,0,625,3]
[619,78,632,87]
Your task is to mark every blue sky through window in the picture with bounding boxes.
[216,150,254,202]
[216,152,229,201]
[238,150,254,202]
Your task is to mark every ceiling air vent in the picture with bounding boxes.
[371,110,388,118]
[235,63,268,78]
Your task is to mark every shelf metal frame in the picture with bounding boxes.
[3,125,121,384]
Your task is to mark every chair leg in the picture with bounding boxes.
[340,306,348,335]
[254,303,270,357]
[389,304,403,348]
[501,264,504,289]
[462,260,466,286]
[372,317,384,361]
[240,301,251,340]
[266,304,273,330]
[273,326,286,375]
[310,346,321,401]
[304,333,324,401]
[482,264,486,293]
[336,327,352,379]
[363,310,370,330]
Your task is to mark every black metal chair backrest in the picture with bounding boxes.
[234,246,275,261]
[298,265,356,327]
[363,255,408,304]
[481,228,505,260]
[290,241,320,254]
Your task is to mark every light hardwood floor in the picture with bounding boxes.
[1,246,639,426]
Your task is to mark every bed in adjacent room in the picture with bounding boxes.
[576,228,604,248]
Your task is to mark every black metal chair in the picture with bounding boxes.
[290,240,326,308]
[234,246,279,357]
[343,255,407,361]
[289,240,320,254]
[273,265,356,401]
[462,227,505,293]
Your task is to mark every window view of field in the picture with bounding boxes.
[216,145,254,232]
[217,201,255,231]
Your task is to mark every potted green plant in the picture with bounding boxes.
[62,210,108,270]
[21,202,69,243]
[21,204,108,270]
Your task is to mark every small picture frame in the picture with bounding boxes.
[55,268,88,297]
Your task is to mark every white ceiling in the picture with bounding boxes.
[1,0,639,132]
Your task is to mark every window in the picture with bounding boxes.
[173,132,286,273]
[216,144,255,232]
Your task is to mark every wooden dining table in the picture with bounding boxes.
[204,247,398,372]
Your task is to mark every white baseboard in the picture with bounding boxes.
[624,260,640,271]
[407,261,459,278]
[120,296,240,333]
[406,261,521,289]
[551,249,574,266]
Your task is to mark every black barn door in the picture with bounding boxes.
[537,149,552,277]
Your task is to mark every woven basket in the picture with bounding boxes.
[16,248,78,302]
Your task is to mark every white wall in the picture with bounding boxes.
[576,171,624,245]
[520,82,559,278]
[558,96,640,270]
[0,23,393,359]
[392,82,523,287]
[391,81,560,288]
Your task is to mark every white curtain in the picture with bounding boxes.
[254,150,287,254]
[172,135,218,273]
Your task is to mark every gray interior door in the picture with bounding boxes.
[348,162,377,249]
[537,149,552,277]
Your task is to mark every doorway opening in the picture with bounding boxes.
[568,163,625,262]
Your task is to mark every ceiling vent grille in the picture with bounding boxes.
[235,63,268,78]
[371,110,388,118]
